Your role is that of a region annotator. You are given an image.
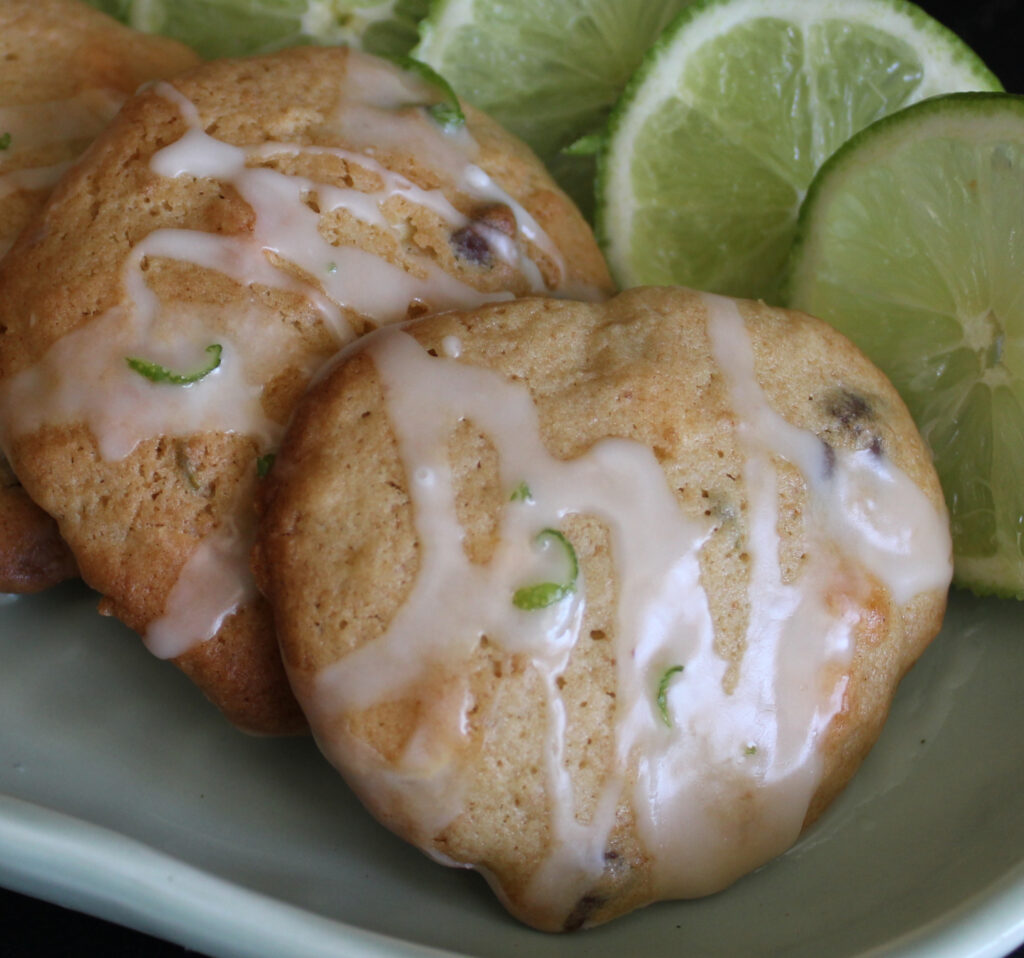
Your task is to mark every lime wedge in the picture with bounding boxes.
[414,0,693,217]
[598,0,1001,302]
[786,92,1024,597]
[84,0,428,59]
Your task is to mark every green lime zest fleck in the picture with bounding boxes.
[744,744,758,756]
[126,344,222,385]
[0,132,11,150]
[512,528,578,610]
[656,665,685,727]
[388,55,465,131]
[326,261,338,274]
[426,100,464,131]
[175,442,200,491]
[562,131,604,157]
[256,453,276,478]
[509,480,532,502]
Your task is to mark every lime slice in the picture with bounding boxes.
[598,0,1001,302]
[84,0,429,59]
[786,92,1024,597]
[414,0,693,218]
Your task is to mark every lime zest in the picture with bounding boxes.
[126,344,222,385]
[386,54,465,131]
[512,528,578,611]
[256,453,276,479]
[0,132,11,151]
[509,480,533,502]
[562,132,605,157]
[175,443,201,491]
[656,665,685,727]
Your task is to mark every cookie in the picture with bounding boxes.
[0,45,611,733]
[254,286,951,928]
[0,0,198,593]
[0,453,76,593]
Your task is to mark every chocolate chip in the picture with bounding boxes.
[450,204,518,267]
[826,389,873,426]
[450,224,492,266]
[563,894,605,932]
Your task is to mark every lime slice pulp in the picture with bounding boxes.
[786,92,1024,597]
[598,0,1002,302]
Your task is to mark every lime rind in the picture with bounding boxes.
[597,0,1002,300]
[785,92,1024,598]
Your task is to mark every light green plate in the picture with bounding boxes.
[1,583,1022,956]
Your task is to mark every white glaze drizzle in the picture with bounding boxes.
[0,50,584,660]
[306,296,951,926]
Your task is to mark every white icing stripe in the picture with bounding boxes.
[305,296,951,924]
[0,305,280,462]
[145,499,259,660]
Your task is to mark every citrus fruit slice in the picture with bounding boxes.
[414,0,693,217]
[84,0,428,59]
[598,0,1001,302]
[785,92,1024,597]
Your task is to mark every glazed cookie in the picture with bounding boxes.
[0,0,199,593]
[254,286,951,929]
[0,45,611,733]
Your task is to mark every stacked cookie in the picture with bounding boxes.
[0,33,609,733]
[0,1,952,933]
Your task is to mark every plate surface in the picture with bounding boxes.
[1,583,1023,957]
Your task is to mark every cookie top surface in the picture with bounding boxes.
[0,0,198,594]
[0,44,611,732]
[255,286,952,928]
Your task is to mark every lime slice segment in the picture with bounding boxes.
[84,0,429,59]
[786,92,1024,597]
[598,0,1001,302]
[414,0,694,217]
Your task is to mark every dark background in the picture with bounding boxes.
[3,0,1023,955]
